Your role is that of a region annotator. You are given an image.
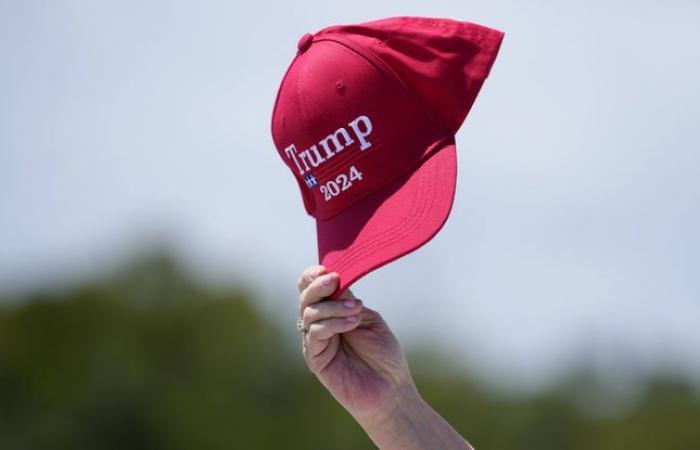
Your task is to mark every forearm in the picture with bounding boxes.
[355,383,473,450]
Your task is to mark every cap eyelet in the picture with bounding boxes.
[335,80,345,93]
[297,33,313,53]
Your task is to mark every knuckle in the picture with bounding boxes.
[305,265,325,282]
[307,323,321,338]
[308,322,331,341]
[302,306,317,323]
[299,285,316,306]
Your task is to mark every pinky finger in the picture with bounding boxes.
[307,315,361,342]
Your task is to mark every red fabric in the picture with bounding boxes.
[271,16,504,296]
[317,17,504,134]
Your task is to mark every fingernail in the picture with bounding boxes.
[321,274,335,286]
[344,299,356,308]
[346,315,358,323]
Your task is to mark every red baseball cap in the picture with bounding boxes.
[271,16,504,297]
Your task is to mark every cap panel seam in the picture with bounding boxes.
[293,52,319,214]
[314,34,449,137]
[271,54,317,216]
[298,42,374,180]
[300,38,449,223]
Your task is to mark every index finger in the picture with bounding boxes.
[298,272,339,317]
[298,275,358,318]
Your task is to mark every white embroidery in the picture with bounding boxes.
[284,115,374,176]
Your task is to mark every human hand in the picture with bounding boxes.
[296,265,472,450]
[296,265,417,425]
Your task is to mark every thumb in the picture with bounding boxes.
[335,287,356,300]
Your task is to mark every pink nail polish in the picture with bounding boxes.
[346,315,358,323]
[344,299,356,308]
[321,274,334,286]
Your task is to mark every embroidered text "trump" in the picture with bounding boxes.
[284,115,373,176]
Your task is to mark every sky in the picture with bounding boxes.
[1,0,699,390]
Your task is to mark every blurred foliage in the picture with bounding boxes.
[0,255,699,450]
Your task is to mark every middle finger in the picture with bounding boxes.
[303,297,363,330]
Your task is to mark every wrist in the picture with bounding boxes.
[353,380,434,449]
[352,380,472,450]
[354,378,426,431]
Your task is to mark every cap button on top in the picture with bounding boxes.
[297,33,314,53]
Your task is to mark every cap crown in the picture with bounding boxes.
[271,17,504,220]
[271,33,448,220]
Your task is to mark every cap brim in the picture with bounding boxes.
[316,138,457,298]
